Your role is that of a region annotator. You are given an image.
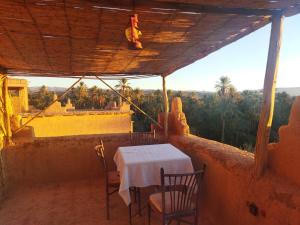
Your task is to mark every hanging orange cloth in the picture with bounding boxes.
[125,14,143,50]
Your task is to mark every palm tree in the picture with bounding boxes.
[32,85,54,109]
[76,81,89,108]
[39,85,49,95]
[77,82,88,98]
[132,88,144,104]
[115,78,132,105]
[215,76,237,143]
[90,85,98,99]
[215,76,233,97]
[90,86,100,108]
[98,95,106,108]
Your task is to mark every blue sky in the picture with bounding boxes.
[22,14,300,92]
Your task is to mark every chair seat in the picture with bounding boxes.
[108,171,120,187]
[149,191,195,214]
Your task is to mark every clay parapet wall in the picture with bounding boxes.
[268,96,300,187]
[170,135,300,225]
[1,132,299,224]
[21,111,133,137]
[1,134,133,194]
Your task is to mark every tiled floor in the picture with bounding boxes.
[0,179,163,225]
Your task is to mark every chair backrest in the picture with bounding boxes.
[94,140,108,172]
[160,167,205,215]
[130,130,165,145]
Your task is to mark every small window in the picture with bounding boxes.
[9,89,19,97]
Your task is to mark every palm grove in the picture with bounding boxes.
[29,77,294,152]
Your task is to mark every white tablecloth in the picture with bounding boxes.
[114,144,194,205]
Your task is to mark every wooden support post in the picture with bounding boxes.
[2,76,12,145]
[254,14,283,177]
[162,76,169,139]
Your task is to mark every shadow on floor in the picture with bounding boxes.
[0,179,164,225]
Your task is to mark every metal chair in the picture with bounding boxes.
[148,167,205,225]
[94,140,120,220]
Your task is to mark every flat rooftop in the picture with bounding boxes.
[0,177,211,225]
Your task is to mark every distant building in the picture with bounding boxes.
[8,78,133,138]
[7,78,29,114]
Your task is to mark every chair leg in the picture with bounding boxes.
[194,212,198,225]
[134,187,137,203]
[148,204,151,225]
[129,203,132,225]
[137,188,142,216]
[163,217,167,225]
[106,191,110,220]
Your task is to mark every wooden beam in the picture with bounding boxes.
[62,0,73,72]
[20,0,284,16]
[0,67,7,74]
[7,69,161,78]
[161,17,236,77]
[95,75,162,129]
[254,14,283,177]
[162,75,169,138]
[113,1,283,16]
[24,1,53,71]
[8,74,160,81]
[163,3,283,16]
[14,76,85,135]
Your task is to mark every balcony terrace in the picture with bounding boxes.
[1,107,300,225]
[0,1,300,225]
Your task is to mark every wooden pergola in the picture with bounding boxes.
[0,0,300,176]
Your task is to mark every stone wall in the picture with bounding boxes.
[1,134,133,193]
[21,111,133,137]
[170,135,300,225]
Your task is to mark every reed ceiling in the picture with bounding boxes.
[0,0,299,78]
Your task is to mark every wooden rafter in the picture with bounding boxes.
[0,23,29,69]
[95,75,162,128]
[63,0,73,72]
[95,9,103,52]
[162,15,271,76]
[142,12,207,73]
[132,1,284,16]
[162,15,236,76]
[13,0,300,16]
[7,69,160,76]
[14,76,85,134]
[102,11,131,74]
[24,0,52,71]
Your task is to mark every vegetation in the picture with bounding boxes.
[115,78,132,105]
[28,77,295,152]
[29,85,54,110]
